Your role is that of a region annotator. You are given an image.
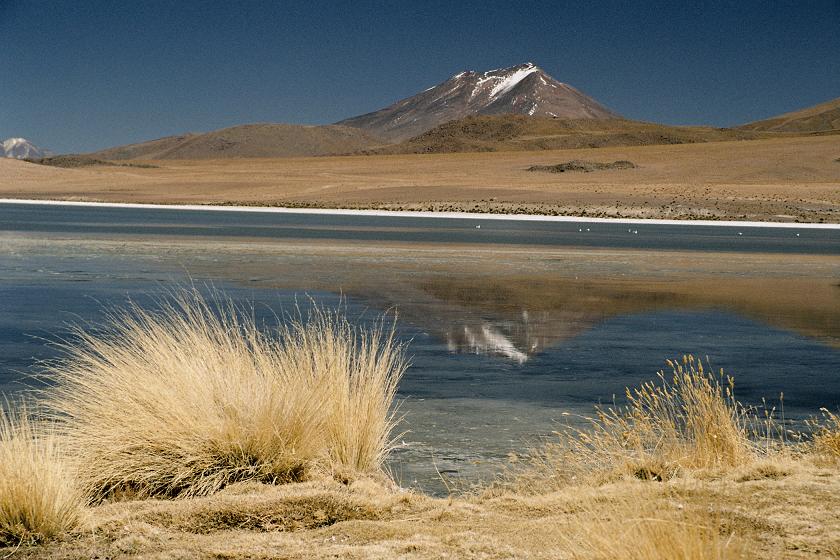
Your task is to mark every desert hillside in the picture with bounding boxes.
[740,97,840,133]
[78,78,839,160]
[367,115,768,154]
[90,123,384,160]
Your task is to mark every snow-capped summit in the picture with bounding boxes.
[2,137,50,159]
[337,62,619,141]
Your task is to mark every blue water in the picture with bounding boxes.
[2,202,838,254]
[1,202,838,491]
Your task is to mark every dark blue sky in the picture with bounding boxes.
[2,1,838,153]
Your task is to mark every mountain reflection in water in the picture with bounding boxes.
[411,275,840,362]
[450,322,530,363]
[445,309,597,364]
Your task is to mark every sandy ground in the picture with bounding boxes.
[1,136,839,222]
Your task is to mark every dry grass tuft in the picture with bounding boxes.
[0,407,83,545]
[278,309,404,477]
[121,480,389,534]
[44,292,406,501]
[523,356,763,489]
[564,506,749,559]
[733,461,792,483]
[810,408,840,459]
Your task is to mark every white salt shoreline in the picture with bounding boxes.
[1,198,839,229]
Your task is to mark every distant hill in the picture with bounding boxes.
[89,123,383,160]
[739,97,840,133]
[365,115,764,155]
[336,62,619,141]
[83,64,834,161]
[2,137,51,159]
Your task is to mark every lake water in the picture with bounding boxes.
[1,201,839,493]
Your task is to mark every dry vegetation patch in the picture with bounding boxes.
[519,356,768,491]
[94,479,400,535]
[810,408,840,459]
[527,159,637,173]
[560,505,751,560]
[24,155,158,168]
[0,408,82,546]
[43,292,405,500]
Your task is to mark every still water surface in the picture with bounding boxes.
[1,202,838,492]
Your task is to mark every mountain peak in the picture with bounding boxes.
[2,137,50,159]
[455,61,537,76]
[338,63,618,141]
[497,61,538,72]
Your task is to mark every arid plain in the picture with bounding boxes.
[2,134,839,222]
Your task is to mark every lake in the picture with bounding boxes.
[1,201,838,493]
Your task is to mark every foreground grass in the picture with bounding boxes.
[10,461,840,559]
[0,408,82,546]
[44,294,405,500]
[2,293,839,557]
[519,356,771,490]
[811,409,840,460]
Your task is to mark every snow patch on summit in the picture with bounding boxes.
[488,64,539,98]
[3,138,28,149]
[2,137,49,159]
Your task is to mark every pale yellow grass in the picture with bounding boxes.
[4,358,839,557]
[561,505,749,560]
[522,356,769,489]
[811,408,840,458]
[44,292,405,500]
[0,407,82,545]
[26,467,840,559]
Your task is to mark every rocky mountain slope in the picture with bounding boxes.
[336,62,619,141]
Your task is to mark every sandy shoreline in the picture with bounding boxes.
[4,198,840,230]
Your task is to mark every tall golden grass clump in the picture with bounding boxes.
[811,408,840,458]
[0,407,82,545]
[275,308,404,476]
[45,293,405,501]
[527,355,756,487]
